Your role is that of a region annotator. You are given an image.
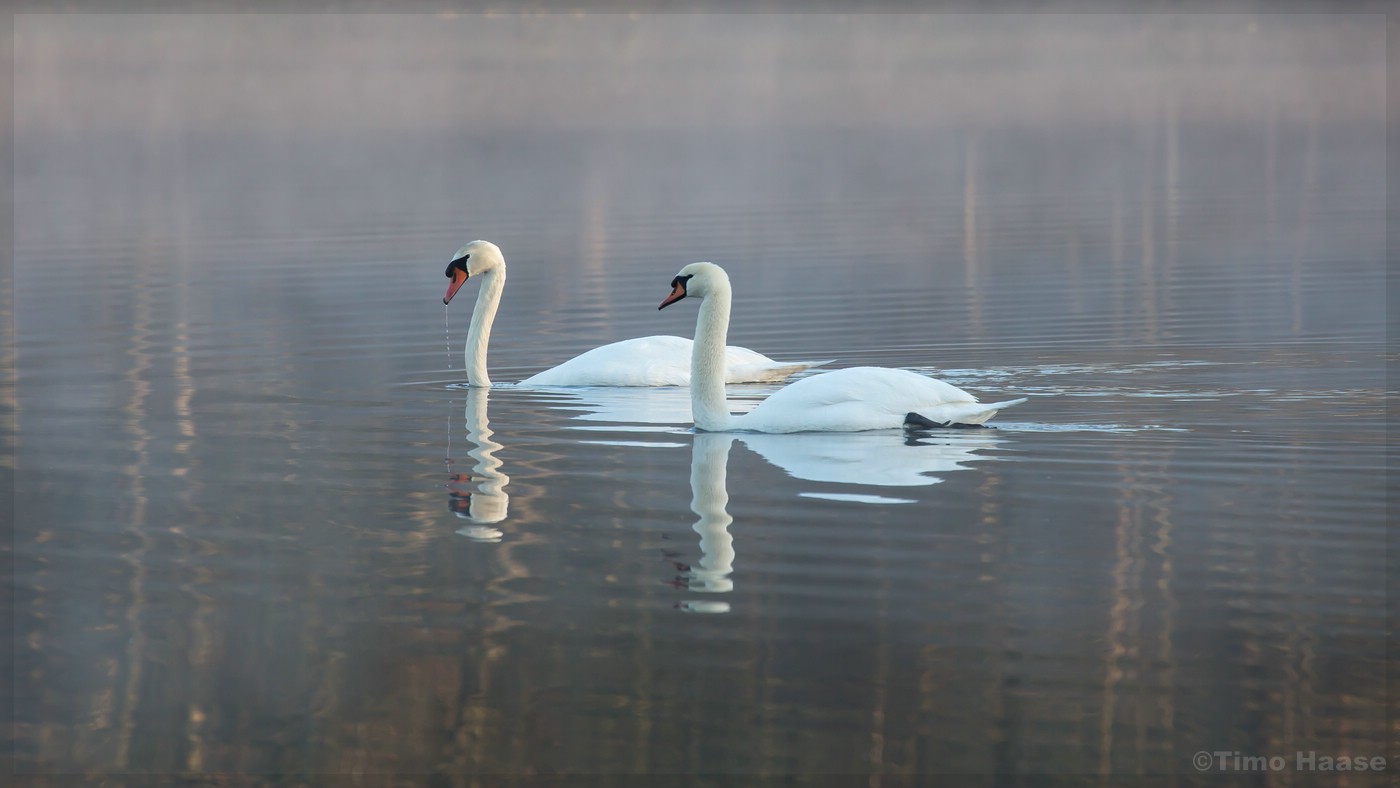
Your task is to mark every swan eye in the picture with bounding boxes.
[670,274,694,288]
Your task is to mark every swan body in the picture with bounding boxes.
[658,262,1026,433]
[715,366,1022,433]
[518,335,817,387]
[444,240,826,387]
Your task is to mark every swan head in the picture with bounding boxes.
[659,262,729,310]
[443,240,505,305]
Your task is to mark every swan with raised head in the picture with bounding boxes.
[658,262,1027,432]
[443,240,826,387]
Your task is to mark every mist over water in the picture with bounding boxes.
[12,13,1388,780]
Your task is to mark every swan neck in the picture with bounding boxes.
[464,268,504,387]
[691,284,735,431]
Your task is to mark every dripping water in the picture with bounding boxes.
[445,304,454,471]
[445,395,454,470]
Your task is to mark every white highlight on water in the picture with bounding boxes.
[799,492,918,505]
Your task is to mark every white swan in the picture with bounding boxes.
[443,240,826,387]
[658,262,1027,432]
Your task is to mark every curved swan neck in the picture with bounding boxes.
[464,267,505,387]
[690,281,736,431]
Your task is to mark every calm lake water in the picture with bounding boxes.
[12,13,1390,782]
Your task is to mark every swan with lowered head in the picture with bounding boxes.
[658,262,1027,432]
[444,240,826,387]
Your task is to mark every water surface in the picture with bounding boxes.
[12,13,1389,780]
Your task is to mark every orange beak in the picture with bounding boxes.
[444,268,468,305]
[658,281,687,310]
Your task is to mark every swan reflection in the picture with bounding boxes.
[448,387,510,540]
[540,386,1003,489]
[672,433,736,614]
[738,429,1000,489]
[667,427,1000,614]
[536,383,759,430]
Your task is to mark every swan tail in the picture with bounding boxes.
[731,359,833,383]
[904,397,1028,429]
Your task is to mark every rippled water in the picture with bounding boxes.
[12,13,1389,780]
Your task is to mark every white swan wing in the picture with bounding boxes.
[738,367,1021,433]
[723,345,830,383]
[520,336,694,386]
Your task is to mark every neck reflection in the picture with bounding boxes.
[674,433,737,614]
[449,387,510,541]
